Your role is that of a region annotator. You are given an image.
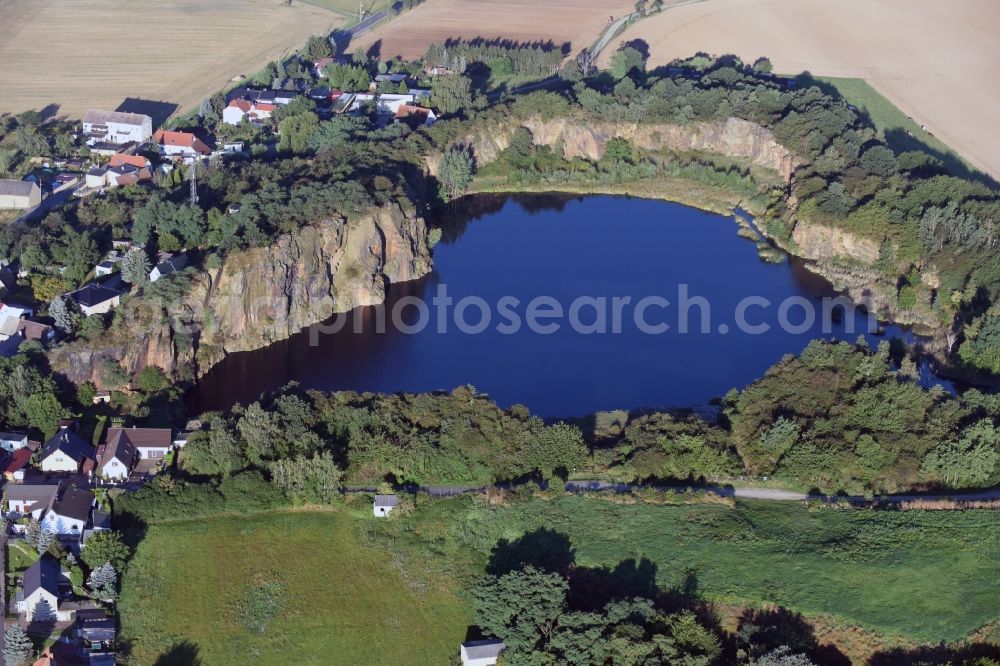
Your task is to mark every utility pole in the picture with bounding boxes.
[188,160,199,206]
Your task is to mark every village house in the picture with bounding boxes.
[149,252,187,282]
[96,429,139,481]
[153,129,211,160]
[105,426,173,461]
[3,447,34,481]
[66,282,125,317]
[77,609,117,657]
[222,98,277,125]
[0,301,35,341]
[82,110,153,145]
[15,319,55,345]
[395,104,437,126]
[0,430,28,451]
[6,484,59,519]
[0,179,42,209]
[227,86,300,106]
[460,639,506,666]
[39,426,96,473]
[40,485,95,537]
[18,556,70,622]
[94,258,118,277]
[373,494,398,517]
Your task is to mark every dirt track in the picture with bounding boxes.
[0,0,342,120]
[601,0,1000,179]
[352,0,635,61]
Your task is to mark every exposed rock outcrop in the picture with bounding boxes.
[441,116,797,182]
[50,203,431,386]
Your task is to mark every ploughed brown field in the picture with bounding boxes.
[601,0,1000,180]
[0,0,342,121]
[352,0,636,61]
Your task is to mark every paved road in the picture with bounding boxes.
[346,10,386,38]
[11,179,80,225]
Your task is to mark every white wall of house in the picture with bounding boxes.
[160,145,196,158]
[0,185,41,209]
[79,296,120,317]
[40,452,79,472]
[137,446,170,459]
[101,457,130,480]
[20,588,59,621]
[460,646,502,666]
[0,435,28,451]
[7,500,45,519]
[41,511,86,536]
[222,106,246,125]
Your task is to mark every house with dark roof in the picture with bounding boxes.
[40,426,96,473]
[77,609,116,655]
[41,485,94,537]
[18,556,67,621]
[373,494,398,517]
[461,639,506,666]
[0,179,42,209]
[66,282,125,317]
[6,483,59,519]
[0,430,28,451]
[97,429,139,480]
[104,426,173,460]
[149,252,188,282]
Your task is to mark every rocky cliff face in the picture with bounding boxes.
[444,116,797,181]
[51,203,431,386]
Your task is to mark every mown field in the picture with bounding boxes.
[0,0,343,120]
[118,509,470,666]
[119,494,1000,663]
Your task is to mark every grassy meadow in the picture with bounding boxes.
[118,495,1000,663]
[118,509,471,666]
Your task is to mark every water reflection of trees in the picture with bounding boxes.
[432,193,586,244]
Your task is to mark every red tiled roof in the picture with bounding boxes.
[153,129,211,154]
[3,447,31,474]
[395,104,431,119]
[108,153,149,169]
[254,103,277,112]
[228,99,252,112]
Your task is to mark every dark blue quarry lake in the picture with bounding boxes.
[189,194,946,416]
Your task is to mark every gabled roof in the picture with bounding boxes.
[23,556,60,597]
[50,486,94,522]
[153,130,211,155]
[67,283,124,308]
[0,179,40,197]
[41,428,96,465]
[462,639,505,659]
[228,99,252,112]
[374,494,398,508]
[3,448,34,476]
[6,483,58,507]
[100,429,139,470]
[106,426,172,449]
[78,611,116,641]
[17,319,53,341]
[108,153,150,169]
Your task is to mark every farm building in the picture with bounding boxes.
[0,179,41,209]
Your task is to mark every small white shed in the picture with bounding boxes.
[373,494,398,517]
[461,639,506,666]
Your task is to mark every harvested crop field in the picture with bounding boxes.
[0,0,342,121]
[352,0,636,61]
[602,0,1000,179]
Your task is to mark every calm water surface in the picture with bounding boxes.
[188,194,946,416]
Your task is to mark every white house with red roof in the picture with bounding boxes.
[153,129,211,160]
[222,98,278,126]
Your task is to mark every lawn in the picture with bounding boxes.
[118,508,471,666]
[425,495,1000,643]
[7,538,39,575]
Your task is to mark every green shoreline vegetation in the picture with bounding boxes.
[1,33,998,666]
